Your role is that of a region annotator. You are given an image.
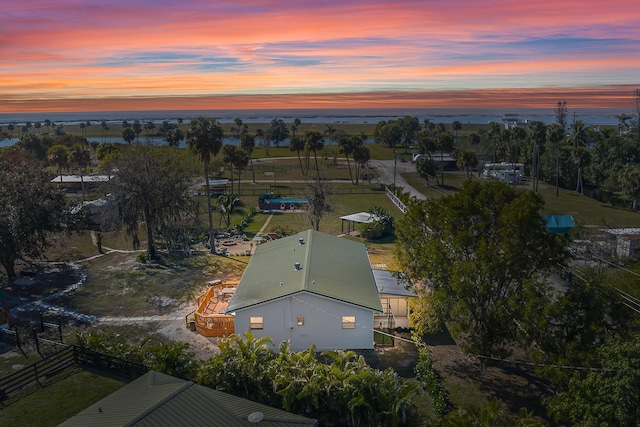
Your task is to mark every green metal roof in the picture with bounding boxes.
[227,230,383,313]
[59,371,318,427]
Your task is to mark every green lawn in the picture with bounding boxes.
[0,370,126,427]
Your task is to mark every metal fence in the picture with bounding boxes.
[0,343,148,405]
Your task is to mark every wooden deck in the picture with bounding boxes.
[193,282,237,337]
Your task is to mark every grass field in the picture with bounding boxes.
[0,370,126,426]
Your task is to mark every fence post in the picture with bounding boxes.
[13,326,20,349]
[57,316,63,342]
[39,312,44,333]
[33,328,40,355]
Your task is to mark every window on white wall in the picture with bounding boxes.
[297,316,304,326]
[342,316,355,329]
[250,316,264,329]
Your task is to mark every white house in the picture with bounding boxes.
[225,229,383,352]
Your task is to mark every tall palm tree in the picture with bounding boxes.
[255,128,268,156]
[48,145,69,183]
[338,135,359,184]
[186,117,224,252]
[352,144,370,185]
[488,121,501,164]
[289,135,306,175]
[122,127,136,145]
[527,121,547,192]
[547,122,566,197]
[568,120,588,194]
[305,130,324,181]
[240,133,256,183]
[69,144,91,200]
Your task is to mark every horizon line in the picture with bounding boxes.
[2,86,639,114]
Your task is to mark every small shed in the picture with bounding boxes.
[339,212,380,235]
[543,215,576,234]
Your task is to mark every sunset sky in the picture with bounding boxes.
[2,0,639,112]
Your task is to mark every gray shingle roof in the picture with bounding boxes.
[226,230,383,313]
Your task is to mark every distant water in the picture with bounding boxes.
[0,107,631,126]
[1,107,632,147]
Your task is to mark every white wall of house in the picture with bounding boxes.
[232,291,376,352]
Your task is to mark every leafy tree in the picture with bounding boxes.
[186,117,224,252]
[357,206,394,240]
[488,121,502,163]
[103,146,197,258]
[437,398,546,427]
[15,132,52,160]
[0,153,70,280]
[395,181,567,369]
[302,180,330,231]
[617,163,640,212]
[163,127,184,147]
[416,155,437,185]
[545,338,640,426]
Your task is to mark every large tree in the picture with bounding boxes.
[103,146,196,259]
[0,153,70,280]
[395,181,567,368]
[618,163,640,212]
[186,117,224,253]
[568,120,588,194]
[546,122,566,197]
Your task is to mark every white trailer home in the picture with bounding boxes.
[225,230,383,352]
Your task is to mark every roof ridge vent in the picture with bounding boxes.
[294,262,301,270]
[298,237,304,245]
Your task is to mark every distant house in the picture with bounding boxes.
[605,228,640,258]
[59,371,318,427]
[226,230,383,352]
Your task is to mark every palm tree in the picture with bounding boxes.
[268,118,289,148]
[291,117,302,136]
[69,144,91,200]
[547,122,566,197]
[48,145,69,183]
[240,133,256,183]
[527,121,547,192]
[451,120,462,142]
[435,132,454,186]
[164,128,185,147]
[223,145,238,194]
[339,135,359,184]
[352,144,370,185]
[232,149,250,196]
[568,120,588,194]
[289,135,306,175]
[488,121,501,164]
[186,117,224,252]
[255,128,268,156]
[122,128,136,145]
[456,149,479,181]
[618,164,640,212]
[305,130,324,181]
[217,194,243,229]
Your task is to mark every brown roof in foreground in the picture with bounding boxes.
[59,371,318,427]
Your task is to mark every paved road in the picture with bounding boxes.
[369,159,426,200]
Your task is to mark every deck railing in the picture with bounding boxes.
[193,283,237,338]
